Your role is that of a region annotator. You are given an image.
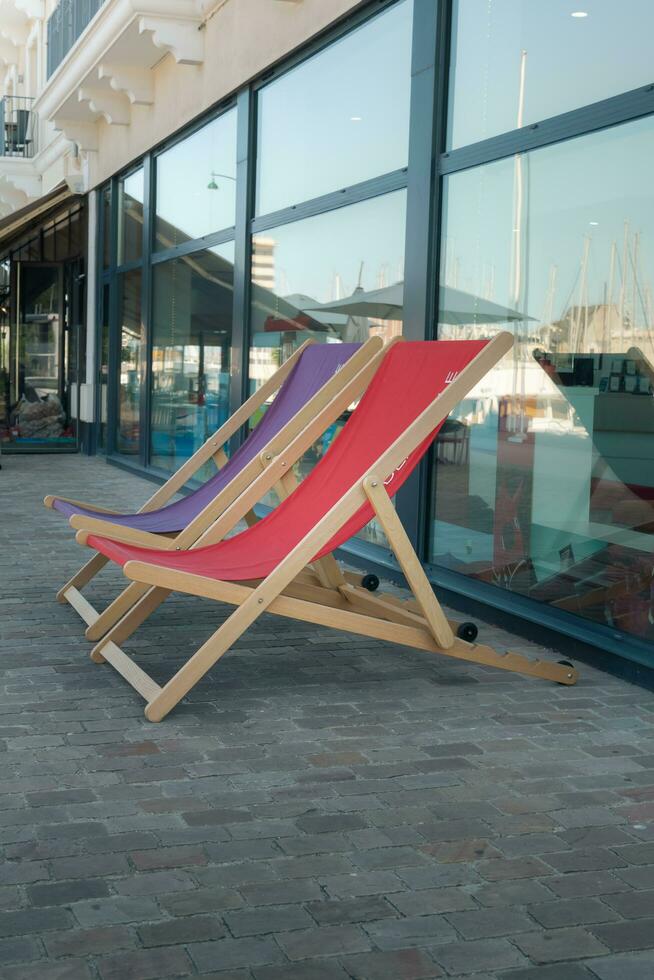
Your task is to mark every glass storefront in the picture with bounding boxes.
[430,118,654,643]
[0,204,86,452]
[150,242,234,475]
[95,0,654,667]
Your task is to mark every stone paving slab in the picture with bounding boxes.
[1,453,654,978]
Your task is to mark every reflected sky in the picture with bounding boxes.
[256,0,411,215]
[252,190,406,307]
[155,110,237,248]
[449,0,654,149]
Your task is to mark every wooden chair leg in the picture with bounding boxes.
[85,581,153,641]
[56,552,109,603]
[363,475,455,649]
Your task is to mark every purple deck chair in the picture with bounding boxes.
[45,338,383,636]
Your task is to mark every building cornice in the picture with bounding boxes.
[35,0,206,131]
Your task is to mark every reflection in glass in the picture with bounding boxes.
[116,269,143,455]
[249,190,406,544]
[8,265,75,447]
[255,0,412,215]
[449,0,654,149]
[150,242,234,475]
[431,118,654,644]
[117,169,144,265]
[155,110,237,250]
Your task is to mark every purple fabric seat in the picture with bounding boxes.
[53,343,361,534]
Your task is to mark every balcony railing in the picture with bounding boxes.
[0,97,37,158]
[46,0,107,78]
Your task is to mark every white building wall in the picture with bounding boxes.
[1,0,363,212]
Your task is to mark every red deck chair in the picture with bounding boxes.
[77,335,578,721]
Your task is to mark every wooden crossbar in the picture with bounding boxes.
[62,587,100,627]
[100,641,163,702]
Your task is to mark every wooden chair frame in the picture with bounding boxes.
[77,333,578,721]
[46,337,385,641]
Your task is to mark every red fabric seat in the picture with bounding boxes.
[88,341,488,582]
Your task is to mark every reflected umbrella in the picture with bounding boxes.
[305,281,534,323]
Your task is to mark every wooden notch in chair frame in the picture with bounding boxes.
[84,332,579,722]
[51,336,386,640]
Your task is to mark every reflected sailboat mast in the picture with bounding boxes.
[605,241,617,353]
[510,49,529,438]
[619,220,629,349]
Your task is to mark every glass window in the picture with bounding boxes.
[430,117,654,646]
[448,0,654,150]
[249,190,406,545]
[117,168,144,265]
[155,109,237,251]
[255,0,412,216]
[150,241,235,475]
[116,269,143,455]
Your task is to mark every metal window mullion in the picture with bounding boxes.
[394,0,448,559]
[106,177,119,455]
[440,82,654,176]
[113,257,143,276]
[151,226,237,266]
[140,154,153,469]
[251,168,408,234]
[228,87,255,451]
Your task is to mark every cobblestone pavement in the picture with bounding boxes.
[2,453,654,979]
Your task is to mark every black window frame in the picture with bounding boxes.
[94,0,654,670]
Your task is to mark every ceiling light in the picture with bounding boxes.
[350,116,362,122]
[571,11,588,17]
[589,221,599,226]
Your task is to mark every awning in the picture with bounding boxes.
[0,184,78,250]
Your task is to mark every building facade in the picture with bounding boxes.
[2,0,654,674]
